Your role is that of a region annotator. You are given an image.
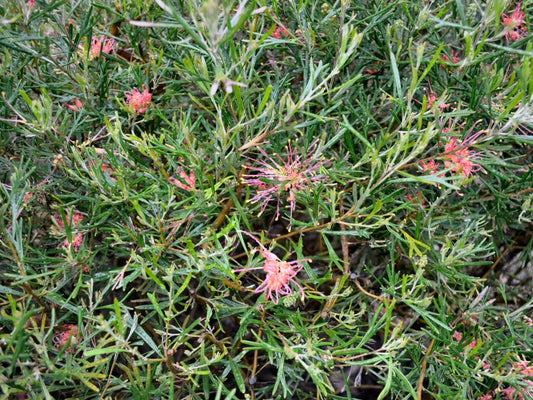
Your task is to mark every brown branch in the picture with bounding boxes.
[212,167,247,230]
[417,338,435,400]
[339,194,350,275]
[354,279,387,303]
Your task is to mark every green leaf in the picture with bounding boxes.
[389,52,402,97]
[83,347,129,357]
[229,357,245,393]
[255,85,272,117]
[147,292,166,321]
[113,297,123,336]
[145,267,167,292]
[124,313,163,357]
[341,115,373,150]
[400,229,429,258]
[416,42,444,86]
[176,270,193,297]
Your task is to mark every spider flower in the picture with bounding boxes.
[234,231,308,304]
[89,35,117,59]
[502,3,527,43]
[125,84,152,114]
[420,159,440,175]
[242,141,327,225]
[443,129,485,180]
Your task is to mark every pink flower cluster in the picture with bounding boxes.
[272,25,288,39]
[441,51,460,67]
[443,133,484,179]
[235,231,308,304]
[502,3,528,43]
[89,35,117,59]
[420,159,440,175]
[53,324,79,352]
[242,141,327,225]
[425,90,451,113]
[420,126,485,186]
[53,209,84,252]
[451,329,478,349]
[125,85,152,114]
[480,358,533,400]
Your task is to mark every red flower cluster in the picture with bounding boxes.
[272,26,288,39]
[53,324,79,352]
[420,159,440,175]
[502,3,528,43]
[419,126,485,188]
[89,35,117,59]
[234,231,308,304]
[125,85,152,114]
[425,90,451,113]
[443,130,485,180]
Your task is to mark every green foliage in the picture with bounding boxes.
[1,0,532,399]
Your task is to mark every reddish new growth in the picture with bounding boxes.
[169,167,196,191]
[443,129,485,180]
[235,231,308,304]
[53,210,84,252]
[502,3,528,43]
[243,141,327,225]
[53,324,79,352]
[89,35,117,59]
[125,85,152,114]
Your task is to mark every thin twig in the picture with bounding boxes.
[417,338,435,400]
[213,167,247,230]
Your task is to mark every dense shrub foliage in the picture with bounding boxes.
[1,1,532,399]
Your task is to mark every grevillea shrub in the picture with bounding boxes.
[1,1,532,399]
